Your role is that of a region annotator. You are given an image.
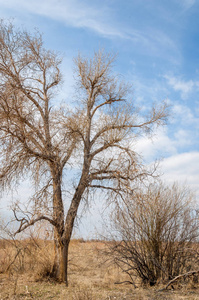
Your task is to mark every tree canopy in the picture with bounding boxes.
[0,20,169,285]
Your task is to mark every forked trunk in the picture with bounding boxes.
[52,167,89,285]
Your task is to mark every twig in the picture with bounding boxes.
[5,248,22,272]
[114,280,137,288]
[158,270,199,291]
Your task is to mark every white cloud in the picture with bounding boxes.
[134,126,194,162]
[135,130,176,162]
[172,104,199,129]
[160,151,199,196]
[164,75,199,99]
[173,129,192,147]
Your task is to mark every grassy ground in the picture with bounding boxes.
[0,239,198,299]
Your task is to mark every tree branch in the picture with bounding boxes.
[14,215,55,235]
[158,270,199,291]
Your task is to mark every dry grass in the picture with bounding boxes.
[0,239,199,299]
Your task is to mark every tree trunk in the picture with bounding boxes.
[51,167,66,282]
[51,164,89,285]
[62,237,70,285]
[51,228,69,285]
[52,228,63,280]
[61,171,89,285]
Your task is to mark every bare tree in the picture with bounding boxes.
[107,183,199,286]
[0,21,168,285]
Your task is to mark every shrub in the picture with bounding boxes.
[107,182,199,286]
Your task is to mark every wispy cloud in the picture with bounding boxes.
[0,0,128,39]
[172,104,199,128]
[164,75,199,99]
[0,0,179,60]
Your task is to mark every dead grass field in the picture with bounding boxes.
[0,239,199,299]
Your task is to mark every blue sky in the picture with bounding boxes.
[0,0,199,237]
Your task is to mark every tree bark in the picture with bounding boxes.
[52,227,64,280]
[50,166,66,282]
[50,165,88,285]
[51,228,69,285]
[62,238,70,285]
[61,170,89,285]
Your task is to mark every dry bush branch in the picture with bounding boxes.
[158,270,199,291]
[105,182,199,287]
